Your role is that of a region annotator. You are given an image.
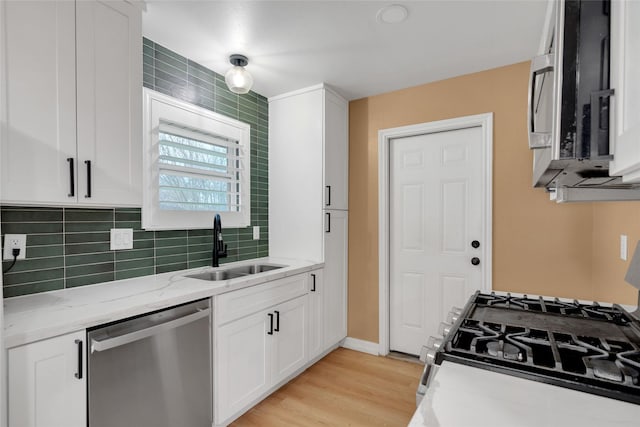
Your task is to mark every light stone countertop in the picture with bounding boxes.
[409,361,640,427]
[3,257,323,348]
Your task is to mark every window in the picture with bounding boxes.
[142,89,250,230]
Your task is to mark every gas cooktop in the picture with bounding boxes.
[436,292,640,404]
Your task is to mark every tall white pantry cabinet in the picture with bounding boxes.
[269,84,349,357]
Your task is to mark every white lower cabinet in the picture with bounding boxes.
[324,210,348,348]
[8,331,86,427]
[215,308,271,423]
[307,270,324,360]
[271,296,307,384]
[6,269,335,427]
[214,274,310,426]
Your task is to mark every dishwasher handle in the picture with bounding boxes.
[91,308,210,353]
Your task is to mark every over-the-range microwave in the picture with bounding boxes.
[528,0,640,202]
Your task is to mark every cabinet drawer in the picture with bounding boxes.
[216,274,308,325]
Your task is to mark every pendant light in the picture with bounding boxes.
[224,54,253,94]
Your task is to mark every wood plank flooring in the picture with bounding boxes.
[231,348,423,427]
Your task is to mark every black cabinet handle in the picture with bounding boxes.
[311,274,316,292]
[84,160,92,198]
[471,240,480,249]
[67,158,75,197]
[267,313,274,335]
[274,310,280,332]
[471,257,480,266]
[325,185,331,206]
[74,339,83,379]
[325,212,331,233]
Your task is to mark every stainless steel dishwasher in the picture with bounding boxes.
[87,298,211,427]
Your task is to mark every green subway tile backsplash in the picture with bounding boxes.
[1,206,268,297]
[1,38,268,298]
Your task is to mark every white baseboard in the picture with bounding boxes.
[341,337,379,356]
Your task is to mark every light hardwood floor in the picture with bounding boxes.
[231,348,423,427]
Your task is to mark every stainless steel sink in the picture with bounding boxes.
[186,263,285,281]
[225,264,284,276]
[187,271,245,281]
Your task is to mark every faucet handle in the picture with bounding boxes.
[220,244,228,258]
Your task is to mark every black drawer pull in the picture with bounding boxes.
[311,274,316,292]
[267,313,274,335]
[274,310,280,332]
[325,212,331,233]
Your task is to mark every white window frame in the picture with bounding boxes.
[142,88,251,230]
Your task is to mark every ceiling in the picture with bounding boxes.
[143,1,549,100]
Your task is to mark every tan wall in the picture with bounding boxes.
[348,61,637,344]
[592,202,640,304]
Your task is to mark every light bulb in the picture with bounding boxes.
[225,65,253,94]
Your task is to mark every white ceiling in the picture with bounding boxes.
[143,0,549,100]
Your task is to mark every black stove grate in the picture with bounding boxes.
[437,291,640,405]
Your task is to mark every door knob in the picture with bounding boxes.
[471,257,480,266]
[471,240,480,248]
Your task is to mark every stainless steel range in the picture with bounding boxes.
[418,291,640,406]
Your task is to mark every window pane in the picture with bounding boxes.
[159,172,238,212]
[159,132,229,173]
[157,130,242,213]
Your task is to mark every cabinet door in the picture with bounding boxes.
[308,270,324,360]
[609,0,640,181]
[271,295,308,385]
[269,89,324,261]
[215,309,271,424]
[8,331,86,427]
[323,210,348,349]
[323,90,349,210]
[1,0,77,205]
[76,0,142,206]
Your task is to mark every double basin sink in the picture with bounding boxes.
[186,263,284,281]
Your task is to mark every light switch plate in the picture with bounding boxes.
[3,234,27,260]
[110,228,133,250]
[621,234,628,261]
[253,226,260,240]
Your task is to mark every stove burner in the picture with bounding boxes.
[590,359,623,382]
[486,341,522,361]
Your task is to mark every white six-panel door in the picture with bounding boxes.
[389,126,485,355]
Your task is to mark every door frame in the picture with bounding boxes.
[378,113,494,356]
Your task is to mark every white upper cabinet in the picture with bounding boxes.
[0,0,142,206]
[269,87,324,261]
[324,90,349,210]
[75,0,142,205]
[610,0,640,181]
[1,1,77,205]
[269,84,349,261]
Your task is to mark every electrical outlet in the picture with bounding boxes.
[3,234,27,260]
[621,234,628,261]
[253,226,260,240]
[110,228,133,250]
